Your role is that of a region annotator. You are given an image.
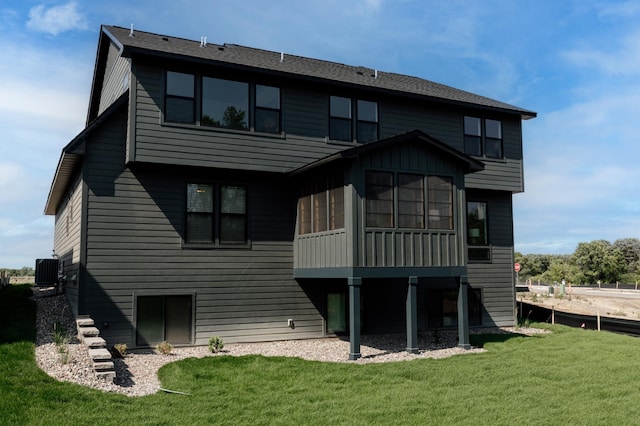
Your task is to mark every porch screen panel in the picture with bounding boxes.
[366,171,394,227]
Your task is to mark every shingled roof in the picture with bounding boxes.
[102,25,536,119]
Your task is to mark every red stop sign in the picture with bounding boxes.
[514,263,521,272]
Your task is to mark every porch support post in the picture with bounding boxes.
[457,275,471,349]
[406,276,419,354]
[348,277,362,360]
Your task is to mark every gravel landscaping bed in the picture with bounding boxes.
[32,286,545,397]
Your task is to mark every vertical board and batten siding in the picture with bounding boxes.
[82,106,323,346]
[356,143,466,268]
[295,231,350,269]
[52,174,83,315]
[466,190,516,327]
[97,41,130,116]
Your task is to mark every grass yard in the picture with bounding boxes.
[2,283,640,425]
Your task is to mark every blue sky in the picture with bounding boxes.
[1,0,639,268]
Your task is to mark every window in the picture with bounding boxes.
[428,176,453,230]
[313,181,328,232]
[485,119,502,158]
[136,295,192,346]
[185,183,248,245]
[329,96,352,141]
[467,201,490,261]
[366,171,394,228]
[220,185,247,244]
[426,288,482,328]
[328,175,344,230]
[299,187,312,235]
[165,71,195,123]
[329,97,379,143]
[464,116,503,159]
[398,173,424,229]
[255,85,281,133]
[201,77,248,129]
[298,175,345,235]
[367,171,454,230]
[463,116,481,156]
[186,183,214,243]
[356,100,378,142]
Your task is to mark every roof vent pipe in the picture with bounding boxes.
[280,52,284,62]
[374,69,378,79]
[129,23,134,37]
[200,36,208,47]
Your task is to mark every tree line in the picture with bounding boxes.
[515,238,640,285]
[0,267,35,277]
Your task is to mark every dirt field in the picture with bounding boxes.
[517,286,640,320]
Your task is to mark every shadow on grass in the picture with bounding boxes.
[0,284,36,344]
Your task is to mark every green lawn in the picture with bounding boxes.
[2,283,640,425]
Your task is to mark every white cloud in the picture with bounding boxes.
[27,1,88,35]
[597,1,640,18]
[562,29,640,76]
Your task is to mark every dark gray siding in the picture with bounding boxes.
[98,41,130,115]
[81,106,323,346]
[130,61,524,192]
[53,173,83,315]
[466,189,516,327]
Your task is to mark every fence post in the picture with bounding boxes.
[551,306,555,325]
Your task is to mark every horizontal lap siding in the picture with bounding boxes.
[98,42,130,115]
[133,66,343,173]
[466,190,515,327]
[83,107,322,346]
[52,174,82,315]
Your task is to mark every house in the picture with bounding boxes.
[44,25,536,359]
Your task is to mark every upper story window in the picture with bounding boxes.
[185,182,248,245]
[366,171,454,230]
[164,71,281,134]
[298,175,345,235]
[329,96,352,141]
[467,201,490,262]
[357,100,378,143]
[464,116,502,159]
[166,71,195,123]
[255,85,281,133]
[329,96,378,143]
[202,77,248,130]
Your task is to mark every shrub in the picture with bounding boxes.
[156,340,173,355]
[208,336,224,353]
[113,343,127,358]
[52,321,70,364]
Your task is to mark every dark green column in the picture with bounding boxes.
[406,276,418,353]
[348,277,362,360]
[457,276,471,349]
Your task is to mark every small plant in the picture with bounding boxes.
[208,336,224,353]
[113,343,127,358]
[156,340,173,355]
[52,321,71,364]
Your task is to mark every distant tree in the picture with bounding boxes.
[516,253,552,279]
[574,240,625,284]
[542,256,580,283]
[613,238,640,274]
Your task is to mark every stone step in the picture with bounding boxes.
[95,371,115,382]
[83,336,106,348]
[88,348,112,361]
[78,326,100,339]
[76,317,94,327]
[93,361,115,371]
